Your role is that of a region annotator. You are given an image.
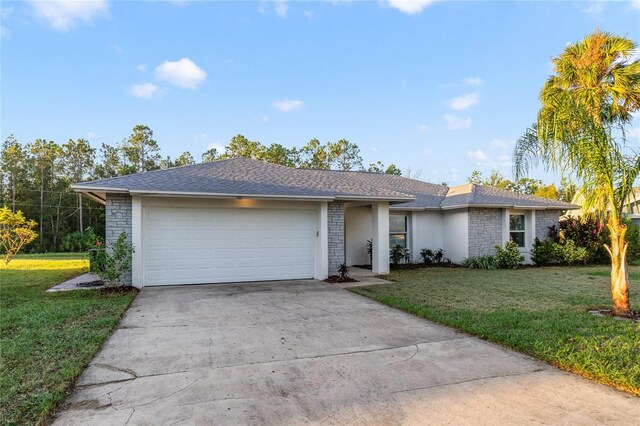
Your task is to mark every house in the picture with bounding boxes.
[72,158,576,287]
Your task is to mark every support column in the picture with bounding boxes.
[315,202,329,280]
[327,201,345,276]
[372,202,390,275]
[131,196,143,288]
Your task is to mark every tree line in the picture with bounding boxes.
[0,125,403,252]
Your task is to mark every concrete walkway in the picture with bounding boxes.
[53,281,639,425]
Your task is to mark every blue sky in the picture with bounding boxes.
[1,0,639,185]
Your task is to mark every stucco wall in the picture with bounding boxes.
[105,193,133,286]
[468,208,503,258]
[411,211,445,259]
[345,206,372,266]
[535,210,559,241]
[328,201,345,275]
[442,208,469,263]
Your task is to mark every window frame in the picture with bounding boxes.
[389,214,408,249]
[509,213,526,248]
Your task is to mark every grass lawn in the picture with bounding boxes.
[0,254,137,425]
[349,266,640,396]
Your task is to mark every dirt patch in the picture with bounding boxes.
[588,308,640,322]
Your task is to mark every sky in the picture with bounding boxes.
[1,0,639,185]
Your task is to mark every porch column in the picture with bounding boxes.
[131,196,143,288]
[315,202,329,280]
[372,202,390,275]
[327,201,345,276]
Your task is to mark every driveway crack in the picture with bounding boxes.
[133,378,200,408]
[385,344,419,366]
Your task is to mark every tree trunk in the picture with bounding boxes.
[78,193,83,233]
[39,167,44,250]
[605,218,631,316]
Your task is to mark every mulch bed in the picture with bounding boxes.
[101,286,140,295]
[587,308,640,322]
[325,276,358,284]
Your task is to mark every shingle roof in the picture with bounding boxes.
[73,158,576,210]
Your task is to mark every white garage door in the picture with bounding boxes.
[143,207,317,286]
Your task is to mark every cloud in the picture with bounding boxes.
[449,93,479,110]
[136,64,146,73]
[468,149,488,161]
[207,142,226,152]
[259,0,288,18]
[628,127,640,139]
[387,0,437,15]
[273,99,304,112]
[28,0,108,30]
[422,148,433,156]
[418,124,430,133]
[490,139,512,150]
[463,77,484,86]
[579,1,605,15]
[304,10,313,19]
[443,114,472,130]
[155,58,207,89]
[130,82,159,99]
[86,131,96,138]
[632,0,640,10]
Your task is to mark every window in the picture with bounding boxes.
[390,215,407,248]
[509,214,526,247]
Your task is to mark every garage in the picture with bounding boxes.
[142,206,317,286]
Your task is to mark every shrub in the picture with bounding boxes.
[494,241,524,269]
[531,238,558,266]
[623,218,640,262]
[420,249,434,265]
[91,232,134,287]
[419,248,449,265]
[60,227,99,252]
[0,206,38,265]
[338,263,349,281]
[390,244,408,265]
[462,255,497,269]
[556,239,587,265]
[366,239,373,264]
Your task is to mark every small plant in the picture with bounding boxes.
[420,248,434,265]
[338,263,349,281]
[419,248,449,265]
[531,238,557,266]
[390,244,406,266]
[494,240,524,269]
[60,227,99,252]
[0,206,38,265]
[556,239,587,265]
[462,255,497,269]
[366,239,373,264]
[91,232,134,287]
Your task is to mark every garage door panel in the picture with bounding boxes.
[143,207,316,285]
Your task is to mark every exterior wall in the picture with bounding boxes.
[535,210,559,241]
[442,208,469,263]
[468,208,503,258]
[328,201,345,275]
[411,211,445,260]
[345,206,372,266]
[105,193,133,286]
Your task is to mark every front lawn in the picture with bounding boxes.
[0,255,137,425]
[349,266,640,396]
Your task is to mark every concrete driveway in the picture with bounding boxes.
[53,281,639,425]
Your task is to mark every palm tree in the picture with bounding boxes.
[514,30,640,316]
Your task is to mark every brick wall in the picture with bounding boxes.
[535,210,559,241]
[105,193,132,286]
[328,201,345,276]
[468,208,503,258]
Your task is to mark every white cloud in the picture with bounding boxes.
[136,64,146,73]
[155,58,207,89]
[207,142,226,152]
[579,1,605,15]
[274,0,288,17]
[259,0,288,18]
[468,149,488,161]
[490,138,512,150]
[628,127,640,140]
[130,82,159,99]
[304,10,313,19]
[372,147,379,154]
[273,99,304,112]
[387,0,437,15]
[449,92,479,110]
[443,114,472,130]
[463,77,484,86]
[422,148,433,156]
[632,0,640,10]
[28,0,108,31]
[86,131,96,138]
[418,124,430,133]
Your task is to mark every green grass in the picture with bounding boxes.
[349,266,640,396]
[0,255,137,425]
